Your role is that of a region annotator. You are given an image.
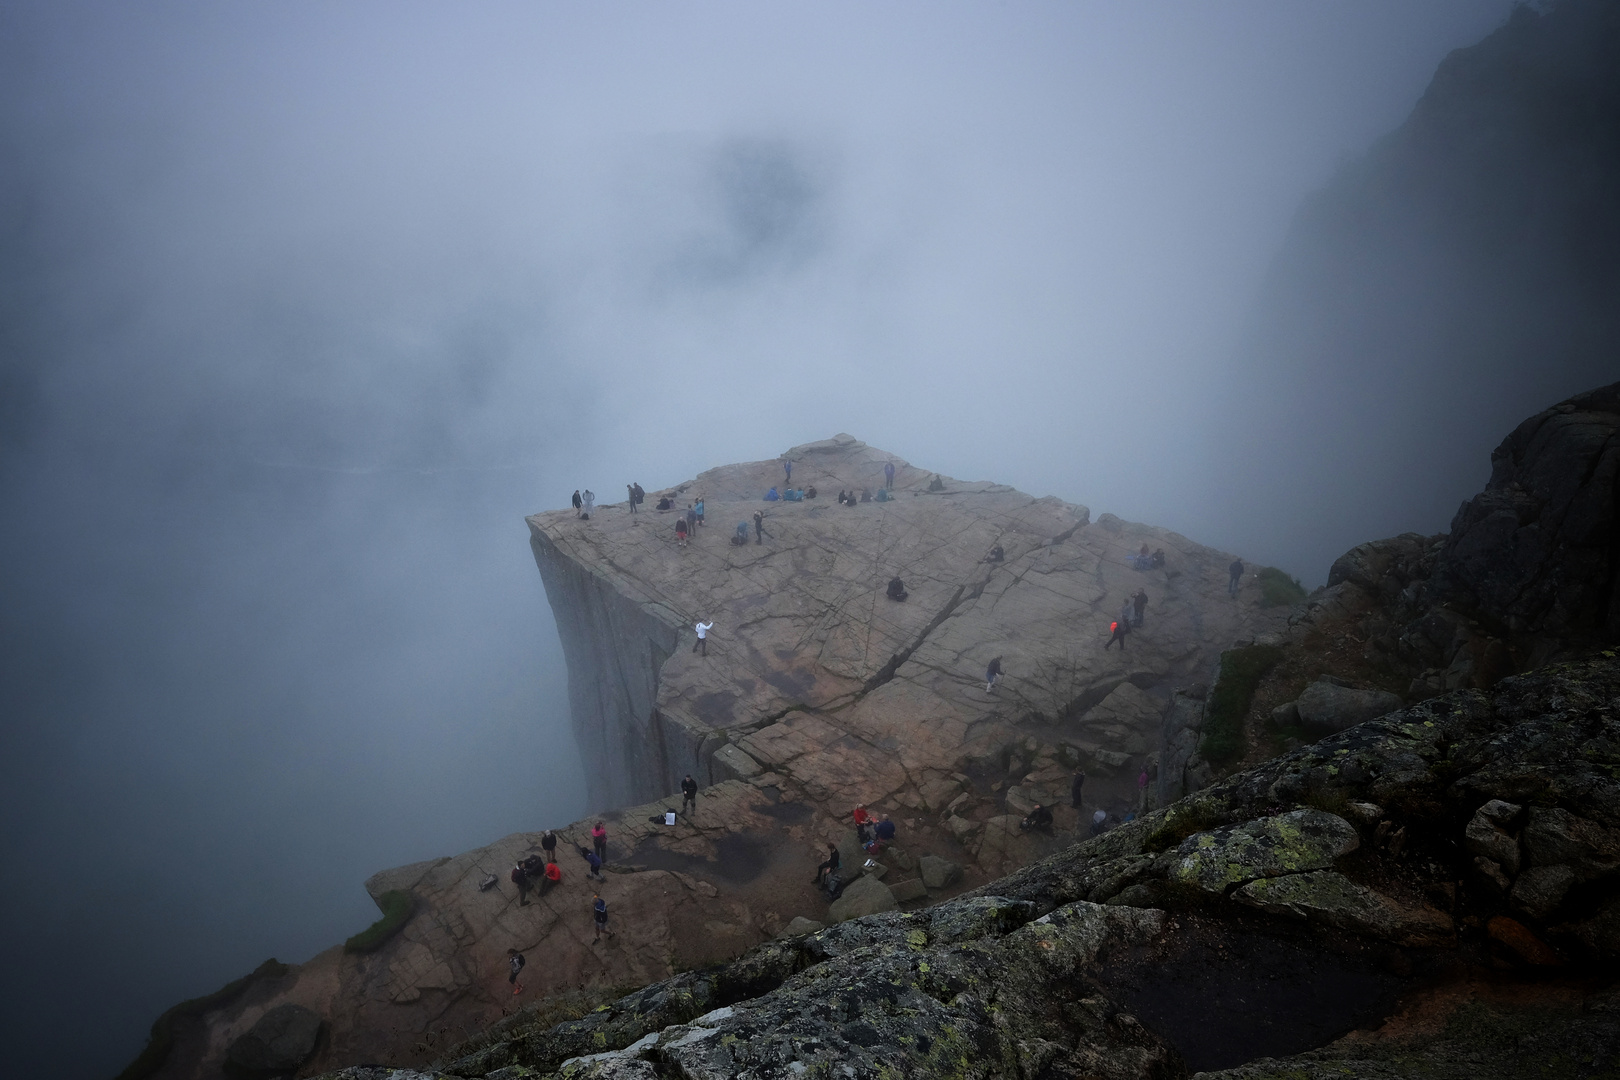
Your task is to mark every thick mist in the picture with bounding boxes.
[0,3,1522,1076]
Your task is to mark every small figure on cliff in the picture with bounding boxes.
[765,487,780,501]
[591,821,608,864]
[507,948,526,994]
[1151,548,1166,569]
[511,861,531,906]
[694,496,705,526]
[633,482,646,507]
[853,804,875,845]
[682,774,699,815]
[593,893,614,942]
[812,841,840,885]
[686,505,698,534]
[733,521,749,546]
[1228,558,1245,597]
[869,815,896,852]
[1105,617,1130,651]
[886,576,908,601]
[860,488,872,503]
[1132,589,1148,628]
[928,475,945,492]
[885,461,895,489]
[541,829,557,863]
[582,489,595,518]
[675,516,688,547]
[784,459,792,483]
[693,620,713,656]
[985,656,1003,693]
[984,544,1004,563]
[572,490,582,516]
[626,484,638,514]
[804,486,816,499]
[753,511,770,544]
[1020,804,1054,832]
[541,859,561,896]
[1138,766,1151,811]
[580,845,604,881]
[1091,809,1108,836]
[1071,768,1086,809]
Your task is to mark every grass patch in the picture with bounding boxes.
[115,958,289,1080]
[1198,644,1283,765]
[1256,566,1307,608]
[345,889,417,954]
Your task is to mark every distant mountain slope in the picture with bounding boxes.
[1213,0,1620,579]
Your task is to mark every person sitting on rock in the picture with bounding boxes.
[812,841,840,885]
[732,521,749,546]
[541,859,561,896]
[1140,542,1151,558]
[985,656,1003,693]
[886,576,908,601]
[1151,548,1165,569]
[875,487,890,502]
[860,488,872,502]
[1090,809,1108,836]
[1020,804,1054,832]
[984,544,1004,563]
[804,486,817,499]
[765,487,780,501]
[836,490,848,505]
[657,495,674,511]
[869,815,896,851]
[928,475,945,491]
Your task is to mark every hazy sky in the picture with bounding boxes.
[0,3,1518,1076]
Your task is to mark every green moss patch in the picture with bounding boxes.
[1199,644,1283,765]
[115,958,289,1080]
[344,889,417,954]
[1256,566,1307,608]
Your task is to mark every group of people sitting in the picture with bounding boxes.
[764,486,816,501]
[812,804,899,901]
[1126,543,1167,571]
[835,488,892,504]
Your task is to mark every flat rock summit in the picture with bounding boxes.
[127,386,1620,1080]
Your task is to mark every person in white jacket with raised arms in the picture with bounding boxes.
[693,620,713,656]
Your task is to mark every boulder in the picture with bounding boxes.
[1294,679,1403,733]
[1465,803,1523,875]
[1233,871,1454,946]
[827,874,897,923]
[711,744,763,781]
[1511,864,1576,921]
[888,878,928,903]
[225,1003,323,1077]
[1171,809,1360,894]
[776,916,825,939]
[1522,807,1620,881]
[918,855,962,891]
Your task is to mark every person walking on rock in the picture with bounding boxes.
[693,620,713,656]
[1228,558,1244,597]
[1132,589,1148,628]
[507,948,526,995]
[580,845,604,881]
[593,893,614,942]
[884,461,895,489]
[675,515,688,547]
[1105,615,1130,651]
[985,656,1003,693]
[681,774,699,815]
[753,510,769,544]
[591,820,608,864]
[1070,768,1086,810]
[572,490,582,517]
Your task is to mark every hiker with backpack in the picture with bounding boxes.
[507,949,526,995]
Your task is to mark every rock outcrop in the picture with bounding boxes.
[315,654,1620,1080]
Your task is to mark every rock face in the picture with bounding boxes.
[224,1003,323,1077]
[1293,679,1404,733]
[528,433,1285,826]
[314,655,1620,1080]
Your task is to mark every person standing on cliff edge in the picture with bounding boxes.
[572,490,582,517]
[681,773,699,815]
[783,459,792,484]
[694,620,713,656]
[753,510,769,545]
[884,461,895,489]
[1228,558,1245,597]
[582,489,595,518]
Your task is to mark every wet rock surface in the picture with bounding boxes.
[311,656,1620,1080]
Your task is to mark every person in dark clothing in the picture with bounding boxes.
[681,774,699,815]
[593,893,613,941]
[657,496,674,511]
[886,577,908,601]
[572,490,582,516]
[985,545,1004,563]
[784,459,792,483]
[860,488,872,502]
[507,948,526,994]
[626,484,638,513]
[591,821,608,863]
[1090,809,1108,836]
[812,842,840,885]
[522,853,545,877]
[1020,804,1054,832]
[928,475,945,491]
[580,846,604,880]
[1105,618,1130,650]
[732,521,749,545]
[1228,558,1245,597]
[804,486,816,499]
[985,656,1003,693]
[675,516,688,546]
[754,510,769,544]
[633,482,646,507]
[1132,589,1148,628]
[874,816,896,844]
[686,505,698,534]
[884,461,895,489]
[511,862,531,906]
[1070,769,1086,810]
[541,829,557,863]
[1151,548,1165,569]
